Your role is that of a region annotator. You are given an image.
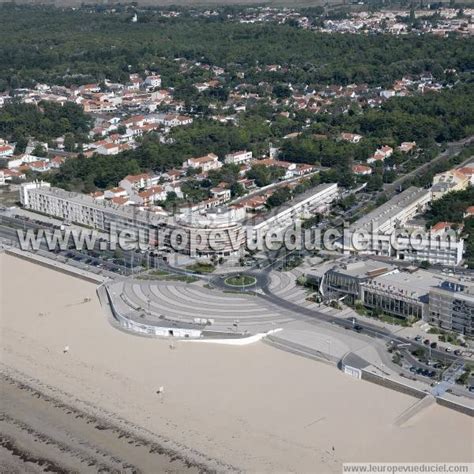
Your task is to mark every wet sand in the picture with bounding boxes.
[0,253,473,472]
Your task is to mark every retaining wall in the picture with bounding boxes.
[4,248,105,284]
[361,369,427,399]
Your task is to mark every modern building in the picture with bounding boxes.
[428,283,474,337]
[343,186,464,266]
[307,256,473,327]
[359,269,441,321]
[246,183,338,239]
[306,259,397,304]
[20,181,165,239]
[168,206,246,257]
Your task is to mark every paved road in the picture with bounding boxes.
[1,211,470,379]
[381,135,474,198]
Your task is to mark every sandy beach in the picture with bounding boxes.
[1,252,473,472]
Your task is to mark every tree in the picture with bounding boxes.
[230,182,245,198]
[267,187,291,208]
[63,133,75,152]
[14,136,27,154]
[32,144,47,157]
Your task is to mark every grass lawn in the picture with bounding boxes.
[186,262,216,274]
[224,275,257,287]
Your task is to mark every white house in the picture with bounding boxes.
[185,153,222,172]
[144,75,162,89]
[210,187,231,201]
[104,187,128,199]
[367,145,393,164]
[134,185,167,206]
[352,164,372,176]
[119,173,159,193]
[224,150,253,165]
[97,143,120,155]
[0,144,14,157]
[340,133,362,144]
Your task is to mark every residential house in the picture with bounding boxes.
[119,173,154,193]
[210,187,231,202]
[97,142,120,155]
[258,158,297,179]
[457,166,474,185]
[224,150,253,165]
[367,145,393,164]
[134,186,167,206]
[104,187,128,199]
[464,206,474,218]
[352,164,373,175]
[398,141,417,153]
[432,169,470,200]
[144,75,162,89]
[0,144,14,157]
[185,153,222,172]
[340,132,362,144]
[90,191,105,201]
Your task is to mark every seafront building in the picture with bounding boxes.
[20,181,165,236]
[343,186,464,266]
[429,284,474,337]
[307,257,474,333]
[305,259,397,304]
[19,181,338,256]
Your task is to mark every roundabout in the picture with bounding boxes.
[224,274,257,288]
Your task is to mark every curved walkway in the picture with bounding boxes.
[107,279,295,334]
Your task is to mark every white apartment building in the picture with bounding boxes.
[20,181,165,236]
[246,183,339,239]
[343,186,464,266]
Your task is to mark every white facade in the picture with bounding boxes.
[247,183,339,238]
[0,144,14,157]
[185,153,222,172]
[343,186,464,266]
[224,150,253,165]
[144,75,162,88]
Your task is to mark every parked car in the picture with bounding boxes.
[430,342,437,349]
[423,339,430,345]
[414,335,422,342]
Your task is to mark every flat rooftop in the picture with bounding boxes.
[244,182,337,226]
[362,268,474,301]
[350,186,430,232]
[28,186,166,225]
[306,257,396,280]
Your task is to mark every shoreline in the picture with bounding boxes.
[1,251,473,472]
[0,369,227,473]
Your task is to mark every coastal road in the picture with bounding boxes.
[1,212,469,371]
